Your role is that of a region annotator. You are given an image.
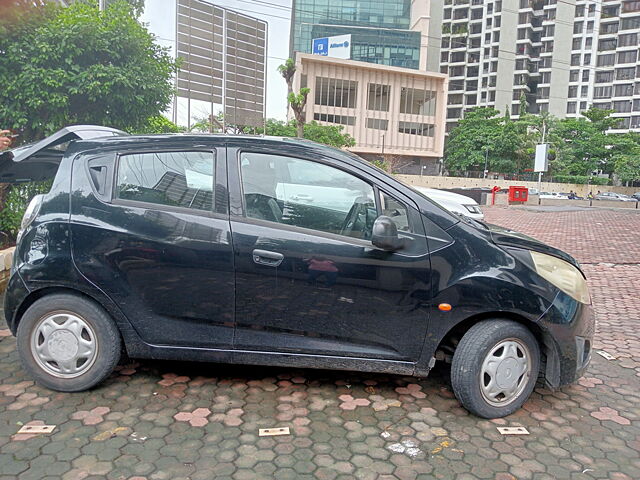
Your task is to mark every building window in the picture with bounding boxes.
[582,70,590,82]
[621,16,640,30]
[398,121,435,136]
[541,72,551,84]
[571,54,581,66]
[581,85,588,97]
[538,87,550,99]
[618,50,638,64]
[633,99,640,111]
[583,54,591,65]
[598,38,617,51]
[613,100,632,113]
[367,84,390,112]
[569,70,579,82]
[601,22,618,34]
[365,118,388,130]
[614,83,634,96]
[617,67,636,81]
[568,86,578,97]
[623,1,640,14]
[399,87,437,115]
[447,107,462,119]
[596,71,614,83]
[572,38,582,50]
[597,54,615,67]
[619,33,638,47]
[573,21,583,34]
[314,78,357,108]
[594,86,612,98]
[313,113,356,126]
[567,102,577,114]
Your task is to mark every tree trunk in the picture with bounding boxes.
[296,120,304,138]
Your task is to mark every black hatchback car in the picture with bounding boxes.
[1,126,594,418]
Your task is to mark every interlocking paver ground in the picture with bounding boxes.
[0,205,638,479]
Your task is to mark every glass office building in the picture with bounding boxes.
[289,0,421,69]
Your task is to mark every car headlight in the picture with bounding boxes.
[464,204,481,214]
[530,251,590,304]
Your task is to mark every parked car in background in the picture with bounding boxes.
[595,192,637,202]
[411,186,484,221]
[527,188,539,195]
[632,192,640,201]
[539,192,570,200]
[1,126,593,419]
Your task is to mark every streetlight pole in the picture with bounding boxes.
[483,147,489,179]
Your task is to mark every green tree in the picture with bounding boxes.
[133,115,183,134]
[0,0,177,143]
[288,88,310,138]
[551,108,619,176]
[278,59,310,138]
[260,119,355,148]
[445,108,533,175]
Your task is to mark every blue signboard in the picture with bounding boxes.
[312,34,351,59]
[312,37,329,56]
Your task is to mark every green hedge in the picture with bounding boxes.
[0,181,52,241]
[552,175,610,186]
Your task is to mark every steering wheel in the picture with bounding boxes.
[340,200,368,237]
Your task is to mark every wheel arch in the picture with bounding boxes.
[433,311,561,387]
[10,285,141,357]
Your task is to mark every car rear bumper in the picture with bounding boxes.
[3,271,30,335]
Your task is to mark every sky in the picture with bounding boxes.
[140,0,292,125]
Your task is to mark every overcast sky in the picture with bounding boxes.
[140,0,292,124]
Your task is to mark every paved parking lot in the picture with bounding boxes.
[0,206,639,480]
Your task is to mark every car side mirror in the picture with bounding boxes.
[371,215,405,251]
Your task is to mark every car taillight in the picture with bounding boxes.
[17,194,44,242]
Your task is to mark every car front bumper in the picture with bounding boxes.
[538,291,595,388]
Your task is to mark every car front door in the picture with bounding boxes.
[228,144,432,366]
[70,142,235,351]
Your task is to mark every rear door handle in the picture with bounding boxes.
[252,249,284,267]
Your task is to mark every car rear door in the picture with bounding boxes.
[69,139,235,352]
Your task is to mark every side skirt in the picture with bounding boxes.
[128,343,418,376]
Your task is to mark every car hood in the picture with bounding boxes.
[487,223,581,271]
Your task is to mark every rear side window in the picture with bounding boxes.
[116,151,215,211]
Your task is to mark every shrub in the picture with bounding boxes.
[0,181,52,242]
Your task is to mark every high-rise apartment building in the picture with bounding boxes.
[435,0,640,133]
[289,0,425,69]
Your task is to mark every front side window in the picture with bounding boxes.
[116,151,214,211]
[380,192,412,233]
[240,153,376,240]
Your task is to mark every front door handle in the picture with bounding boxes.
[252,249,284,267]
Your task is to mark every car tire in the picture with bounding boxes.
[451,319,540,419]
[16,293,121,392]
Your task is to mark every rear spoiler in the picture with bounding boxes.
[0,125,127,183]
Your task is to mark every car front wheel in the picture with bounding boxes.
[451,319,540,418]
[16,293,121,392]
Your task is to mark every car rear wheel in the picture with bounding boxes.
[16,294,121,392]
[451,319,540,418]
